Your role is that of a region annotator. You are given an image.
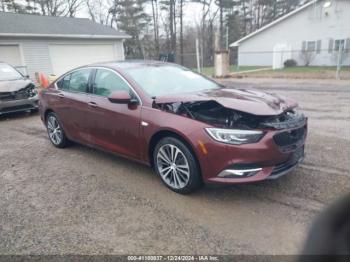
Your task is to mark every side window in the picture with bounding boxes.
[69,69,91,93]
[56,74,71,90]
[93,69,130,97]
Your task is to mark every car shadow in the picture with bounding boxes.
[0,110,39,121]
[62,141,308,209]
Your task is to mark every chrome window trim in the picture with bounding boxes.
[54,66,143,106]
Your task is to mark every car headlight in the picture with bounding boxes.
[205,128,265,145]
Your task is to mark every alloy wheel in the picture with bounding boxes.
[47,115,63,145]
[156,144,190,189]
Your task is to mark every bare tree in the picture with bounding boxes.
[32,0,66,16]
[0,0,6,11]
[169,0,176,54]
[179,0,183,64]
[299,50,315,66]
[65,0,84,17]
[150,0,160,57]
[85,0,108,24]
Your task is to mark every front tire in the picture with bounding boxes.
[153,137,202,194]
[46,112,69,148]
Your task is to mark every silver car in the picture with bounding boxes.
[0,62,38,115]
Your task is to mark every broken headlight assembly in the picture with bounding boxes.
[205,128,265,145]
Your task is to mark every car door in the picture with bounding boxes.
[86,68,142,159]
[53,68,92,143]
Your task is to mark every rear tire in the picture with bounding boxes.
[153,137,202,194]
[46,112,69,148]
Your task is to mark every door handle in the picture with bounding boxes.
[88,101,98,108]
[58,93,65,98]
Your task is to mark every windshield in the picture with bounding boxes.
[0,64,23,81]
[125,65,220,97]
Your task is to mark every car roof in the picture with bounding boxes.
[90,60,181,71]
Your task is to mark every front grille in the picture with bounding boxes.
[0,92,13,101]
[273,126,306,152]
[0,85,35,101]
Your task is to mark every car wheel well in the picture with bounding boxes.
[44,109,54,121]
[149,131,201,175]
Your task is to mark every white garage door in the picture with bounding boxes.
[49,44,116,76]
[0,45,22,67]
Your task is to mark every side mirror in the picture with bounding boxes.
[108,90,137,104]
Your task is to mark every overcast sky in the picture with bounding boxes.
[76,2,217,28]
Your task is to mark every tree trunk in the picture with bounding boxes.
[242,0,247,35]
[169,0,176,55]
[169,0,174,53]
[0,0,5,11]
[219,0,223,50]
[151,0,159,58]
[180,0,184,65]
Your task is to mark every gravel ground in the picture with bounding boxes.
[0,78,349,255]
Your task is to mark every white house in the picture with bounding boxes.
[230,0,350,68]
[0,12,129,79]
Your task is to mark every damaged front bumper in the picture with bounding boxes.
[0,95,39,115]
[192,121,307,185]
[217,146,304,180]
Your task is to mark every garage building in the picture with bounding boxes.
[0,12,129,79]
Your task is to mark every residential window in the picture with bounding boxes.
[307,41,316,52]
[302,40,320,53]
[316,40,322,54]
[334,39,345,51]
[346,38,350,53]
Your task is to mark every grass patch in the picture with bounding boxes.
[261,66,350,74]
[196,66,264,76]
[198,66,350,76]
[197,66,350,79]
[236,66,350,79]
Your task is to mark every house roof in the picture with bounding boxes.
[230,0,319,47]
[0,12,130,39]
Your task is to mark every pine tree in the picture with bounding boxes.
[115,0,150,58]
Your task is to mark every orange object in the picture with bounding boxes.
[40,73,49,88]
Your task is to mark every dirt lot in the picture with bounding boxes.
[1,78,349,255]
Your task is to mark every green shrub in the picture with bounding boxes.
[284,59,297,67]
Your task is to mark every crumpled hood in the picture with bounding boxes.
[0,79,33,93]
[156,88,298,116]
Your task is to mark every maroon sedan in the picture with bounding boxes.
[39,61,307,194]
